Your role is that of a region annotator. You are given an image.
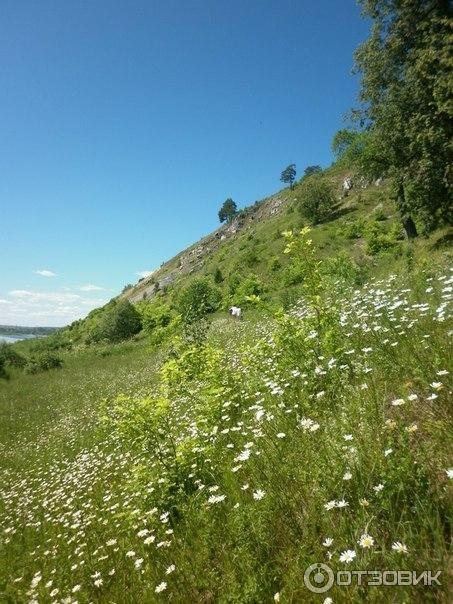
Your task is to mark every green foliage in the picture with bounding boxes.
[303,165,322,178]
[90,299,142,343]
[25,351,63,374]
[1,229,451,602]
[280,163,296,188]
[364,221,402,256]
[230,274,266,306]
[0,344,27,378]
[354,1,452,231]
[213,266,224,284]
[322,251,367,285]
[177,277,222,323]
[339,217,366,239]
[136,299,172,333]
[218,198,238,223]
[0,343,26,369]
[30,330,73,353]
[268,256,281,272]
[373,206,387,221]
[296,173,336,224]
[240,247,259,268]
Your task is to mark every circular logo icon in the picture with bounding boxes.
[304,563,335,593]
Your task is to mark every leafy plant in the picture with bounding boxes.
[89,299,142,343]
[177,278,222,324]
[296,174,336,224]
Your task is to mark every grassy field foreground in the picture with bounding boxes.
[0,233,452,603]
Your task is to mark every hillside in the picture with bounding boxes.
[1,1,452,601]
[115,165,450,311]
[1,165,452,603]
[0,217,451,602]
[6,162,450,360]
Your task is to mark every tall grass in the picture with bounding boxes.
[0,238,451,603]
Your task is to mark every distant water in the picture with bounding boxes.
[0,334,37,344]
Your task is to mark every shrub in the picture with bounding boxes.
[364,222,402,255]
[296,174,336,224]
[281,262,305,286]
[25,352,63,374]
[373,206,387,221]
[91,300,142,343]
[177,278,222,324]
[0,343,27,378]
[339,218,365,239]
[322,251,367,285]
[30,331,72,353]
[213,267,224,284]
[231,274,266,306]
[241,248,259,267]
[268,256,281,272]
[0,343,26,369]
[136,300,172,333]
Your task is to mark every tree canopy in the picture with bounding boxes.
[280,164,297,188]
[218,198,238,223]
[354,0,452,232]
[303,165,322,178]
[296,174,336,225]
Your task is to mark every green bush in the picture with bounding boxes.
[25,352,63,374]
[296,174,336,224]
[177,278,222,324]
[90,300,142,343]
[373,206,387,221]
[0,343,27,378]
[241,248,259,267]
[281,262,305,286]
[213,267,224,284]
[339,217,365,239]
[0,343,26,369]
[268,256,281,272]
[30,331,72,353]
[231,274,266,306]
[364,222,402,255]
[136,300,173,333]
[322,251,367,284]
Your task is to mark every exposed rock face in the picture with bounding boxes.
[342,177,353,193]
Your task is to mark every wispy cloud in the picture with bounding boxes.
[1,289,107,327]
[135,270,155,279]
[36,269,56,278]
[78,284,105,292]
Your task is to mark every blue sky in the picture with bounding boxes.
[0,1,370,326]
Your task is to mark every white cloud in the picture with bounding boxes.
[135,270,155,279]
[36,269,56,277]
[78,284,105,292]
[1,289,107,327]
[9,290,81,302]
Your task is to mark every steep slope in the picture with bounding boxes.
[121,191,290,303]
[120,165,451,309]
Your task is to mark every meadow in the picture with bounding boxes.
[0,228,451,603]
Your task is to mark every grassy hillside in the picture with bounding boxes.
[29,166,451,350]
[0,187,452,602]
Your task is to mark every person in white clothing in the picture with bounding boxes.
[229,306,241,319]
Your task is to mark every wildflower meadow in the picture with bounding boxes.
[0,229,451,603]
